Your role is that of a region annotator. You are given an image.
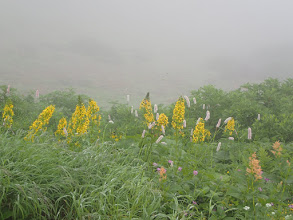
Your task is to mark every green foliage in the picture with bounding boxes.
[0,78,293,219]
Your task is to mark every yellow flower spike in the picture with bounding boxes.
[140,93,154,125]
[55,117,67,137]
[2,102,14,128]
[171,97,185,130]
[192,118,211,143]
[25,105,55,142]
[224,118,235,135]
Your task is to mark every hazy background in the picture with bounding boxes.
[1,0,293,106]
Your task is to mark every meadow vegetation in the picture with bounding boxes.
[0,78,293,219]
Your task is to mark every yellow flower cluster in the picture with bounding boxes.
[67,100,101,144]
[55,117,67,137]
[87,99,101,127]
[139,98,154,125]
[157,113,169,128]
[111,132,122,142]
[171,97,185,130]
[225,118,235,135]
[192,118,211,143]
[24,105,55,142]
[2,103,14,128]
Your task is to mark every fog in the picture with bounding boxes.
[1,0,293,106]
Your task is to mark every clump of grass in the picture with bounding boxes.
[0,131,161,219]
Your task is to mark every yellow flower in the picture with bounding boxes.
[224,118,235,135]
[24,105,55,142]
[192,118,211,143]
[2,102,14,128]
[55,117,67,137]
[139,93,154,125]
[171,97,185,130]
[157,113,169,128]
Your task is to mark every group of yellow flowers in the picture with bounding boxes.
[3,93,237,145]
[2,102,14,129]
[22,99,101,144]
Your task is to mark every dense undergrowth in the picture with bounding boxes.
[0,78,293,219]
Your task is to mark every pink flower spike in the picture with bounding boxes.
[36,89,39,99]
[157,168,161,172]
[178,167,182,171]
[192,201,197,205]
[168,160,173,167]
[228,137,234,140]
[216,118,221,128]
[153,163,158,167]
[193,170,198,176]
[248,127,252,140]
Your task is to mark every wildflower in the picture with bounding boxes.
[192,201,197,205]
[196,117,201,125]
[228,137,234,140]
[271,212,275,215]
[225,117,235,135]
[157,113,169,130]
[55,117,68,137]
[131,106,133,114]
[193,170,198,176]
[159,166,167,181]
[192,118,211,143]
[243,206,250,210]
[2,102,14,128]
[36,89,39,99]
[63,127,68,137]
[248,127,252,140]
[111,132,122,142]
[141,130,146,138]
[264,178,270,182]
[171,97,185,130]
[193,97,196,104]
[184,95,190,108]
[109,120,114,124]
[237,169,241,172]
[216,118,221,128]
[224,117,232,124]
[255,203,261,207]
[178,167,182,171]
[6,85,10,95]
[153,163,158,166]
[135,110,138,117]
[204,111,210,121]
[168,160,173,167]
[161,125,165,135]
[139,93,154,125]
[156,135,164,144]
[285,215,292,219]
[258,187,263,192]
[257,114,260,120]
[148,123,154,129]
[216,142,221,152]
[203,104,205,109]
[156,113,159,120]
[266,203,272,208]
[154,104,158,113]
[246,152,263,181]
[24,105,55,142]
[183,119,186,128]
[161,142,167,145]
[190,129,193,136]
[271,141,282,157]
[157,168,161,172]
